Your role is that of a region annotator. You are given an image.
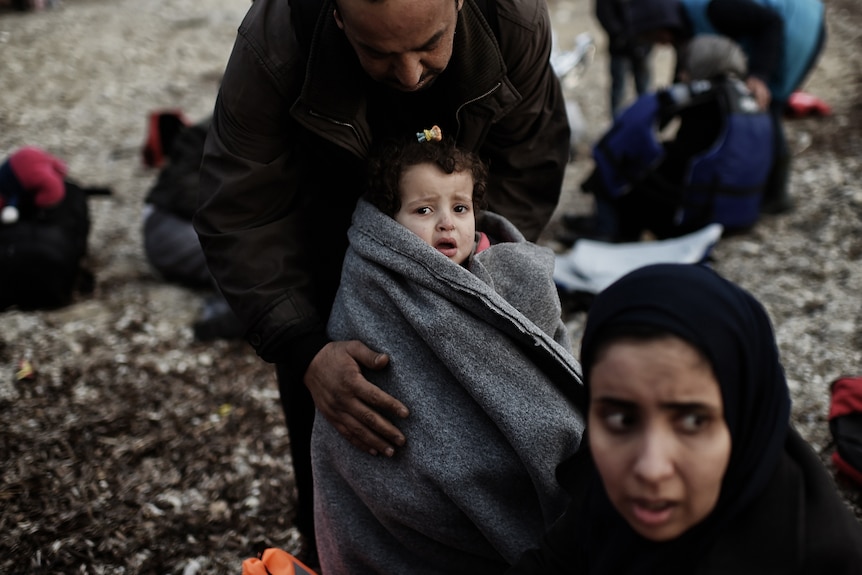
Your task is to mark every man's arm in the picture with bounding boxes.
[481,0,571,241]
[194,6,407,454]
[196,80,318,366]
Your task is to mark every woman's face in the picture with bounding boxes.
[588,335,731,541]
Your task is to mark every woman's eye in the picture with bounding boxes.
[603,410,635,432]
[678,412,709,433]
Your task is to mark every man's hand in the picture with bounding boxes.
[746,76,772,111]
[305,340,409,456]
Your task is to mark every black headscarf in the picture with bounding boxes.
[576,263,791,574]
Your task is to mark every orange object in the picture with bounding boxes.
[242,548,318,575]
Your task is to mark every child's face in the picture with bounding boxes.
[395,163,476,265]
[588,336,731,542]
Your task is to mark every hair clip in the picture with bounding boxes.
[416,125,442,143]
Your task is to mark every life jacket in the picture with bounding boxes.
[592,77,773,232]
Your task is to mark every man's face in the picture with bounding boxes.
[334,0,462,92]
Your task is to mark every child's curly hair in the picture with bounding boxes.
[365,136,488,217]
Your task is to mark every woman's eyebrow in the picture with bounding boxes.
[592,397,717,412]
[659,401,718,413]
[592,397,634,408]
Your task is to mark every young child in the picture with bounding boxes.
[509,263,862,574]
[364,126,489,266]
[311,129,586,575]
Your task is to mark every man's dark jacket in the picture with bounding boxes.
[194,0,571,372]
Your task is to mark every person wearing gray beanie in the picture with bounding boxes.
[679,34,747,82]
[625,0,826,215]
[557,33,773,245]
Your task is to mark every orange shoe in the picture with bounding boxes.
[242,548,319,575]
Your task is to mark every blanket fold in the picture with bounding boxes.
[313,199,585,575]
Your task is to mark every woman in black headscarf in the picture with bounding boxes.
[508,263,862,574]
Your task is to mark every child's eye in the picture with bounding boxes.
[454,204,470,213]
[416,207,431,215]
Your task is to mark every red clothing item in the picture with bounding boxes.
[475,231,492,255]
[5,146,68,208]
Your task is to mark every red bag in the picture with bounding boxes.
[242,548,318,575]
[828,376,862,486]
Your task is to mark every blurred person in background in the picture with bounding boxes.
[627,0,826,214]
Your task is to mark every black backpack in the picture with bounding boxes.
[0,180,109,311]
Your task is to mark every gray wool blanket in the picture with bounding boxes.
[312,199,585,575]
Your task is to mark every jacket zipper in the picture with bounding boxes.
[307,109,359,135]
[306,108,367,157]
[454,82,502,137]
